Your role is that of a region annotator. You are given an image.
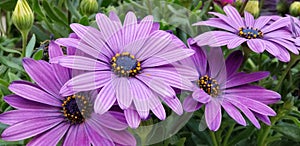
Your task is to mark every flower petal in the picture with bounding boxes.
[261,17,290,33]
[193,31,237,47]
[244,11,254,27]
[114,77,132,109]
[130,78,150,119]
[205,99,222,131]
[193,18,236,32]
[247,39,266,53]
[183,95,202,112]
[149,94,166,120]
[225,71,269,88]
[160,96,183,115]
[124,108,141,129]
[223,5,244,28]
[23,58,61,97]
[253,16,271,30]
[93,112,127,130]
[192,89,211,103]
[221,100,246,126]
[225,50,243,78]
[9,81,61,107]
[94,81,116,114]
[227,37,247,49]
[235,97,276,116]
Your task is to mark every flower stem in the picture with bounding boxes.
[209,131,218,146]
[239,0,249,14]
[223,123,235,145]
[274,54,300,91]
[21,31,29,57]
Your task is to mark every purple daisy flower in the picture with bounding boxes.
[0,42,136,145]
[289,16,300,49]
[182,39,281,131]
[51,11,195,128]
[193,5,297,62]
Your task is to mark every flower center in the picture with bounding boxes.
[238,27,263,39]
[61,95,92,124]
[111,52,141,77]
[197,75,220,97]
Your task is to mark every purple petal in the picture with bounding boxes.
[129,78,151,119]
[205,99,222,131]
[141,67,194,91]
[268,38,298,54]
[192,89,211,103]
[247,39,266,53]
[142,49,195,67]
[173,63,199,82]
[183,95,202,112]
[109,11,122,24]
[276,44,291,62]
[27,123,69,146]
[193,31,237,47]
[94,112,127,130]
[254,112,271,125]
[263,40,280,58]
[136,30,172,60]
[235,96,276,116]
[225,85,281,104]
[124,108,141,129]
[244,11,254,27]
[225,50,243,78]
[207,47,227,84]
[208,12,239,29]
[193,18,236,32]
[187,38,207,76]
[0,110,61,125]
[223,5,244,28]
[148,94,166,120]
[4,95,59,111]
[50,55,110,71]
[70,24,114,57]
[221,100,246,126]
[160,96,183,115]
[122,12,138,49]
[227,37,247,49]
[94,81,116,114]
[1,117,62,141]
[136,74,175,97]
[23,58,61,97]
[60,71,112,96]
[48,41,71,86]
[55,38,109,62]
[63,124,89,146]
[225,97,260,128]
[253,16,272,30]
[9,81,61,107]
[225,71,269,88]
[102,127,137,146]
[96,13,122,53]
[83,123,113,146]
[114,77,132,109]
[261,17,290,34]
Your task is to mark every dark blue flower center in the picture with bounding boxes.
[62,95,92,124]
[197,75,220,97]
[238,27,263,39]
[111,52,141,77]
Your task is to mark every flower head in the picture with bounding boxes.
[12,0,34,34]
[0,42,136,145]
[193,5,297,62]
[51,11,194,128]
[182,39,281,131]
[80,0,99,16]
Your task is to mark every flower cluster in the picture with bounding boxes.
[3,2,300,145]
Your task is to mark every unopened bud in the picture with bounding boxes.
[80,0,99,16]
[290,2,300,16]
[244,0,260,18]
[12,0,34,34]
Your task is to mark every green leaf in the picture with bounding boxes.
[228,126,256,145]
[42,0,68,26]
[8,72,20,83]
[273,122,300,142]
[0,45,21,55]
[53,6,68,22]
[25,34,36,57]
[66,0,81,19]
[0,79,9,87]
[31,26,49,41]
[32,49,44,60]
[0,57,24,72]
[33,0,45,18]
[0,0,17,11]
[79,16,89,26]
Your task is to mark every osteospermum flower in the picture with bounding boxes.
[289,16,300,49]
[51,11,195,128]
[0,42,136,145]
[182,39,281,131]
[193,5,297,62]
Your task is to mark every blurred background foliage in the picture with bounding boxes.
[0,0,299,145]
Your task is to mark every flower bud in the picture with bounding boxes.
[244,0,260,18]
[12,0,34,34]
[290,2,300,17]
[80,0,99,16]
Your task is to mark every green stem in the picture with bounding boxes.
[274,54,300,91]
[21,31,28,57]
[209,131,218,146]
[239,0,249,14]
[223,123,235,145]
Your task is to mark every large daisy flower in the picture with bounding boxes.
[182,39,281,131]
[193,5,296,62]
[0,42,136,145]
[51,12,195,128]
